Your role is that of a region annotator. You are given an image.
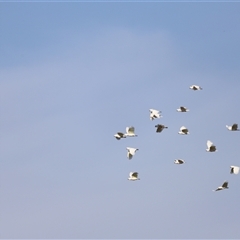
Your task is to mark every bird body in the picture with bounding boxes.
[178,126,189,135]
[125,126,137,137]
[190,85,202,90]
[206,140,217,152]
[230,166,240,174]
[114,132,126,140]
[177,106,189,112]
[155,124,168,133]
[149,109,162,120]
[126,147,139,160]
[213,181,229,191]
[226,123,239,131]
[128,172,140,181]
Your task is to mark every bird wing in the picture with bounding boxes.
[180,126,188,133]
[156,125,163,132]
[127,127,135,134]
[117,132,124,137]
[150,109,160,114]
[231,166,240,174]
[182,129,188,134]
[180,106,186,111]
[210,145,216,151]
[129,172,134,177]
[132,172,138,178]
[222,181,228,188]
[232,124,238,130]
[127,152,133,159]
[127,147,136,154]
[207,140,213,148]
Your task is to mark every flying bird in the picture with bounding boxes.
[149,109,162,120]
[177,106,189,112]
[178,126,189,135]
[114,132,126,140]
[174,159,185,164]
[155,124,168,133]
[126,147,139,160]
[190,85,202,90]
[128,172,140,181]
[230,166,240,174]
[226,123,239,131]
[125,126,137,137]
[206,140,217,152]
[213,181,229,191]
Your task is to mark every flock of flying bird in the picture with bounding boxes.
[114,85,239,191]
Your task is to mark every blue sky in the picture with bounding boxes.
[1,2,240,239]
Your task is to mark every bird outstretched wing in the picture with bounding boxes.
[222,181,228,188]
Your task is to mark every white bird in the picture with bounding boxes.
[149,109,162,120]
[213,181,229,191]
[114,132,126,140]
[128,172,140,181]
[155,124,168,133]
[230,166,240,174]
[126,147,139,160]
[174,159,185,164]
[190,85,202,90]
[226,123,239,131]
[177,106,189,112]
[125,126,137,137]
[178,126,189,135]
[206,140,217,152]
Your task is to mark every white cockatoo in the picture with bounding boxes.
[206,140,217,152]
[174,159,185,164]
[178,126,189,135]
[128,172,140,181]
[190,85,202,90]
[114,132,126,140]
[125,126,137,137]
[126,147,139,160]
[213,181,229,191]
[155,124,168,133]
[230,166,240,174]
[226,123,239,131]
[149,109,162,120]
[177,106,189,112]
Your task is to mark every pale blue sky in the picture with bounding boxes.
[1,2,240,239]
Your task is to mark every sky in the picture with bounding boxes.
[1,1,240,239]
